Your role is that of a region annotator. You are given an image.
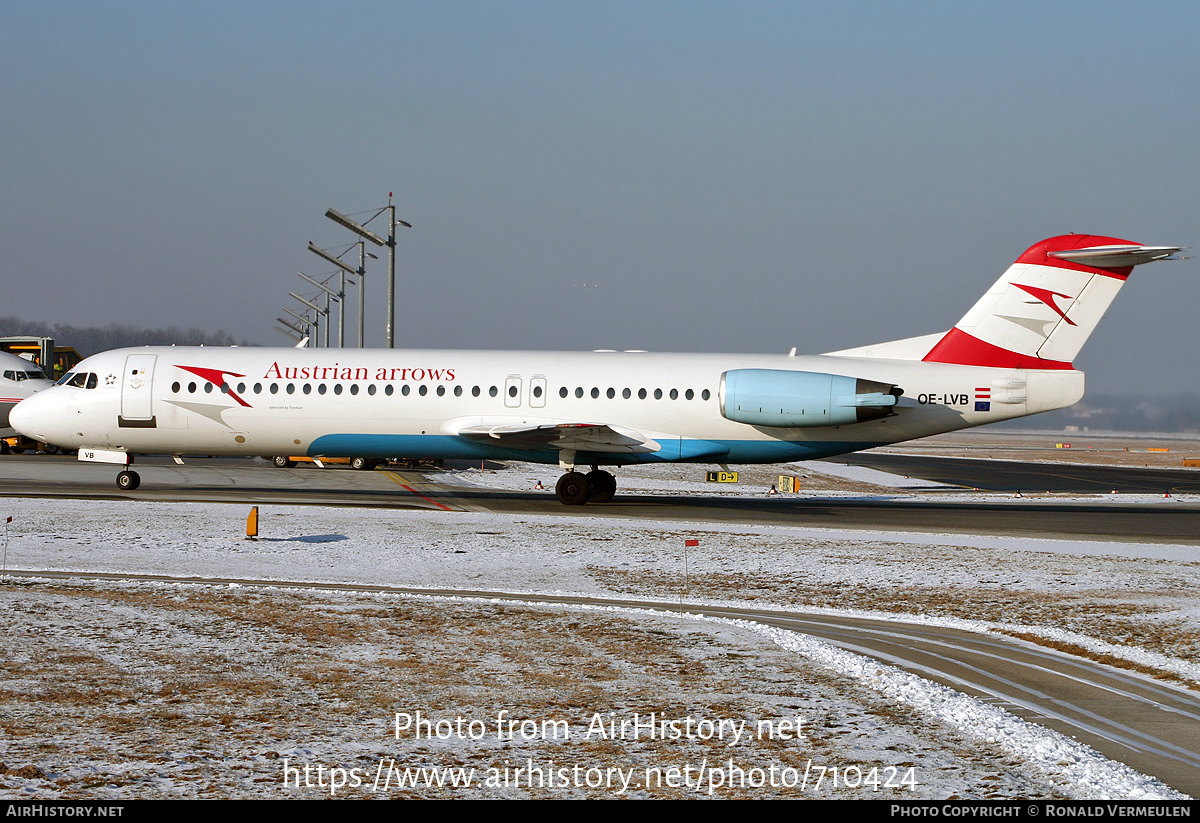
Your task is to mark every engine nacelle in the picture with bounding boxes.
[719,369,901,428]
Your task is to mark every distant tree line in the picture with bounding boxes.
[999,393,1200,433]
[0,317,255,358]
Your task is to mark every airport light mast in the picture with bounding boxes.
[385,195,412,348]
[307,241,363,347]
[297,271,343,348]
[287,292,327,348]
[281,306,312,342]
[325,202,410,348]
[274,315,307,342]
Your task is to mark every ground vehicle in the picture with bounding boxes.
[0,336,82,382]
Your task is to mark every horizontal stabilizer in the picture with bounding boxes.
[1048,245,1180,268]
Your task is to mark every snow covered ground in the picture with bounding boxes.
[0,458,1196,799]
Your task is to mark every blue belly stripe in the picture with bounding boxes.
[306,434,880,465]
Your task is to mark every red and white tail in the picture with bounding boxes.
[922,234,1180,370]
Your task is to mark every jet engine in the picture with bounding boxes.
[719,369,902,428]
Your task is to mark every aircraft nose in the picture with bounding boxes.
[10,392,49,441]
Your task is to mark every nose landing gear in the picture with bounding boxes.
[116,469,141,491]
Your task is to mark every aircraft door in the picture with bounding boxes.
[530,376,547,408]
[504,375,522,408]
[120,353,157,425]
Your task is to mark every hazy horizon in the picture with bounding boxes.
[3,2,1197,395]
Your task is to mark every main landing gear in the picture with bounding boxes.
[555,468,616,505]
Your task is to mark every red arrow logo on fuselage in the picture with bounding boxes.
[175,365,252,407]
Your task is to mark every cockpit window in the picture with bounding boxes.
[61,372,98,389]
[5,370,45,382]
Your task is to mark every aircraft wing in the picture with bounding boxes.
[451,421,662,454]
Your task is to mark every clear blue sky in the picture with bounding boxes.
[2,1,1197,394]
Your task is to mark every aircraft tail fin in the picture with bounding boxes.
[921,234,1180,370]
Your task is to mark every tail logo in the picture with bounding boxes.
[1012,284,1077,326]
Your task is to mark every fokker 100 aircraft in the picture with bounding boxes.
[10,234,1182,504]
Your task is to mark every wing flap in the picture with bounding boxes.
[453,420,662,454]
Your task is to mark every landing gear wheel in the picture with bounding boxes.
[556,471,592,505]
[272,456,295,468]
[350,456,373,470]
[116,470,141,491]
[586,469,616,503]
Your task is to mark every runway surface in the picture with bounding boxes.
[835,452,1200,494]
[1,454,1199,543]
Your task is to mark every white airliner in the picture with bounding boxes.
[0,350,55,452]
[10,234,1182,503]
